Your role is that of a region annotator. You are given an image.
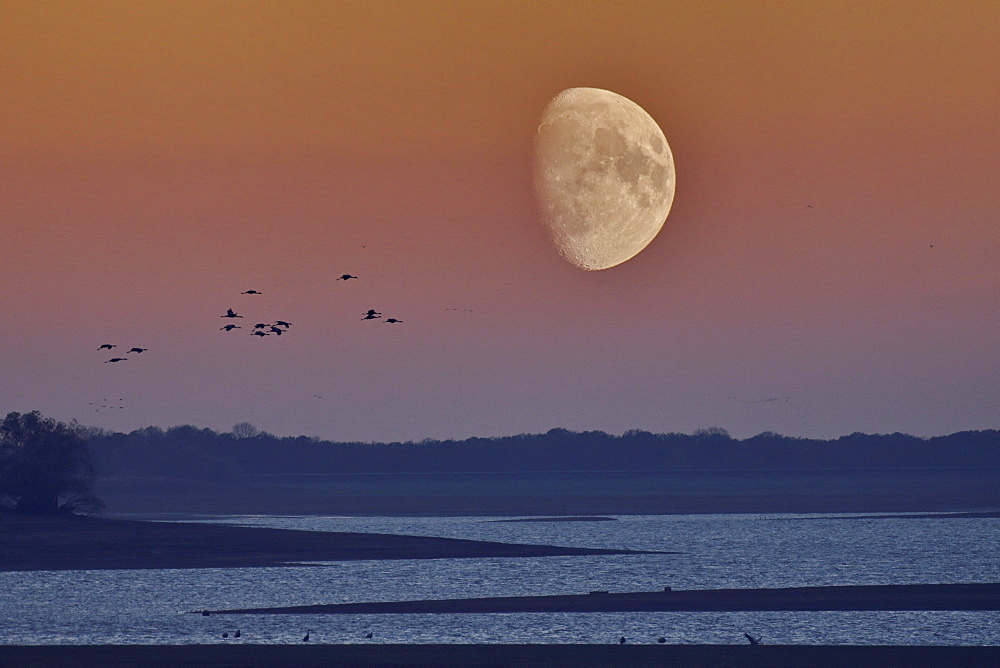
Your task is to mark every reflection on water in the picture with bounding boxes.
[1,513,998,645]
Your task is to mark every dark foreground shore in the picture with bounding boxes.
[2,644,997,668]
[215,583,1000,615]
[0,515,658,572]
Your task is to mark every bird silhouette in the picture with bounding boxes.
[234,629,241,638]
[384,318,402,324]
[98,344,116,350]
[619,636,626,645]
[127,347,147,354]
[221,324,241,331]
[252,330,269,337]
[221,308,243,319]
[303,630,311,642]
[222,632,229,639]
[365,631,373,639]
[201,610,210,616]
[269,326,284,335]
[105,358,128,363]
[744,633,762,645]
[241,290,262,294]
[273,320,292,328]
[657,636,666,644]
[337,274,358,280]
[253,323,269,329]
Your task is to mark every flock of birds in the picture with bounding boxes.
[97,273,407,363]
[210,625,374,643]
[98,343,148,364]
[207,626,761,644]
[218,276,405,340]
[615,632,761,645]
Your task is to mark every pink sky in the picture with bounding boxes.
[2,1,996,442]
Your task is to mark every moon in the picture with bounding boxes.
[533,88,675,271]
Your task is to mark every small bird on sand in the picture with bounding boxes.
[744,633,762,645]
[303,630,311,642]
[234,629,241,638]
[221,324,241,331]
[365,631,373,639]
[657,637,666,643]
[221,308,243,319]
[619,637,626,644]
[222,632,229,639]
[105,358,128,363]
[98,344,116,350]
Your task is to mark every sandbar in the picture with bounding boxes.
[0,515,662,572]
[213,583,1000,615]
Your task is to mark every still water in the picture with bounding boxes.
[2,513,998,645]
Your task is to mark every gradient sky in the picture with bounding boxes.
[3,1,997,443]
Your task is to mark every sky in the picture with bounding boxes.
[2,1,997,443]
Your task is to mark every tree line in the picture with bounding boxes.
[3,410,996,516]
[87,422,999,480]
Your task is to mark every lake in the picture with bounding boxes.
[2,513,998,645]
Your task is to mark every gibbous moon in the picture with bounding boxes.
[533,88,675,271]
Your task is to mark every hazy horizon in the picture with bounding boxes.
[3,1,997,444]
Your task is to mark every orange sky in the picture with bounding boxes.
[2,1,997,442]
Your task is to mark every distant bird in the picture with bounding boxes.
[619,636,626,645]
[273,320,292,328]
[221,308,243,319]
[252,330,269,337]
[337,274,358,281]
[365,632,373,639]
[241,290,262,294]
[98,344,116,350]
[222,632,229,639]
[362,309,381,320]
[253,323,269,329]
[234,629,241,638]
[127,347,147,354]
[657,636,666,644]
[221,324,241,331]
[201,610,210,616]
[269,326,284,335]
[303,630,311,642]
[105,358,128,363]
[384,318,402,324]
[744,633,762,645]
[806,204,813,208]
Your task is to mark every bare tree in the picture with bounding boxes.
[0,411,104,515]
[231,422,260,439]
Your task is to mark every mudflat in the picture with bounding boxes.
[0,515,660,572]
[2,644,997,668]
[214,583,1000,615]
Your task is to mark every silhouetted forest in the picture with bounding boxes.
[85,425,999,480]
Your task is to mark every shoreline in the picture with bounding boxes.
[212,583,1000,615]
[2,644,997,668]
[0,515,661,572]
